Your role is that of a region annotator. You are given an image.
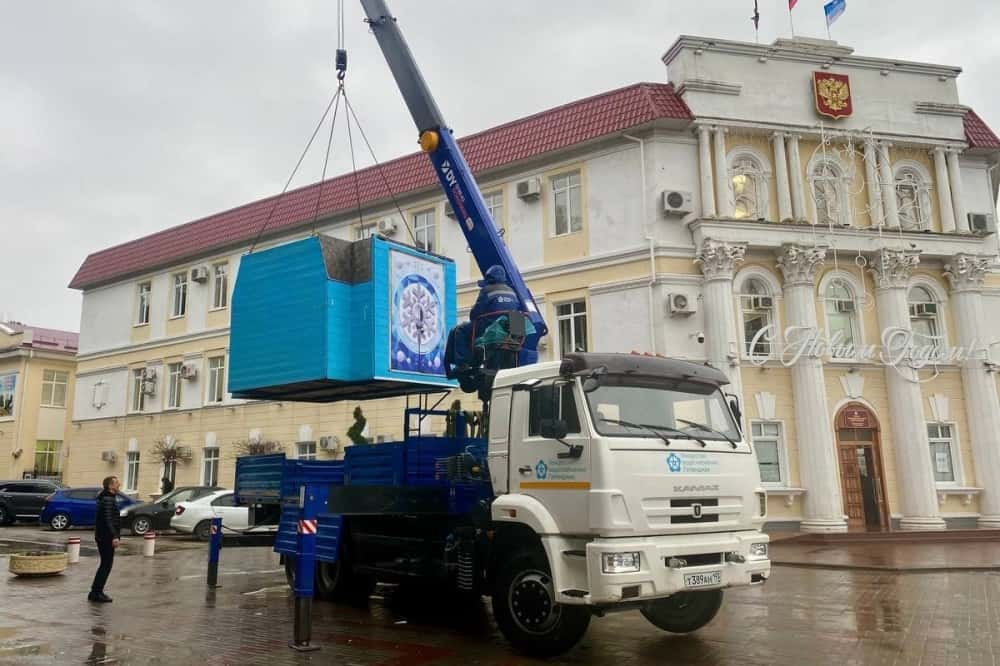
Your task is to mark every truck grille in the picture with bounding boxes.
[668,552,723,568]
[670,498,719,524]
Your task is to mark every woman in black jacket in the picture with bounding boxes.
[89,475,121,603]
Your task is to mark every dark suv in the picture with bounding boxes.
[121,486,222,535]
[0,479,66,524]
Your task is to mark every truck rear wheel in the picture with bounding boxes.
[491,548,590,657]
[640,589,723,634]
[316,559,375,605]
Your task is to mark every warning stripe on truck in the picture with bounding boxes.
[519,481,591,490]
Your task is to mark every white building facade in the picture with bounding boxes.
[68,36,1000,532]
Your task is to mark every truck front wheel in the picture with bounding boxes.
[492,548,590,657]
[640,589,723,633]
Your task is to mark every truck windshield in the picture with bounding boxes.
[585,378,740,444]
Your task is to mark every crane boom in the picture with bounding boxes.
[360,0,547,362]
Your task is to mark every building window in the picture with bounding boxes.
[0,372,16,418]
[556,300,588,357]
[172,273,188,318]
[484,190,504,233]
[824,279,858,358]
[207,357,226,403]
[130,368,146,412]
[739,278,774,357]
[203,447,220,486]
[212,263,228,310]
[413,210,435,252]
[751,422,784,484]
[355,222,377,240]
[167,362,182,409]
[136,282,151,325]
[810,161,848,226]
[730,155,767,220]
[927,423,957,484]
[896,168,930,231]
[908,286,942,355]
[40,369,69,408]
[33,440,62,477]
[551,171,583,236]
[297,441,317,461]
[125,451,140,492]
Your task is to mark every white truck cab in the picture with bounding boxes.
[484,352,770,654]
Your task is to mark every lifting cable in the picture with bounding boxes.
[250,1,419,251]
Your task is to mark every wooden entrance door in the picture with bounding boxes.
[835,405,888,532]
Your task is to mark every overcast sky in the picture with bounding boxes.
[3,1,998,332]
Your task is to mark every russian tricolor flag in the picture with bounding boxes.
[824,0,846,26]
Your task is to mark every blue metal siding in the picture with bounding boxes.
[229,238,328,393]
[315,514,343,563]
[344,443,406,485]
[371,238,390,379]
[234,454,287,504]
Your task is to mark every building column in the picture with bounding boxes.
[713,127,731,218]
[863,138,884,228]
[776,244,846,532]
[931,147,957,233]
[946,150,969,232]
[785,135,806,222]
[945,254,1000,527]
[870,249,946,530]
[877,142,901,229]
[698,126,717,218]
[771,132,793,223]
[695,238,745,395]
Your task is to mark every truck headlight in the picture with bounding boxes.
[119,510,128,517]
[749,542,768,560]
[601,552,641,574]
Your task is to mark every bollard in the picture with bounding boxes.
[206,517,223,588]
[66,536,81,564]
[289,484,320,652]
[143,532,156,557]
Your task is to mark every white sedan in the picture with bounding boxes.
[171,490,249,540]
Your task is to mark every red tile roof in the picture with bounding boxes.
[1,322,78,353]
[69,83,692,290]
[964,109,1000,150]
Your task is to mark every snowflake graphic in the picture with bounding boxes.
[535,460,548,480]
[667,453,682,473]
[398,281,440,350]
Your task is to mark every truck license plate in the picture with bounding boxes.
[683,571,722,588]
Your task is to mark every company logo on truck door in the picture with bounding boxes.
[535,460,548,479]
[667,453,682,472]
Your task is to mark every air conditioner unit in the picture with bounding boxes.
[444,202,456,218]
[751,296,774,309]
[836,300,855,313]
[668,293,696,316]
[180,363,198,380]
[190,266,210,283]
[377,218,398,235]
[909,302,938,317]
[968,212,994,234]
[661,190,693,216]
[175,446,193,459]
[142,379,157,396]
[100,450,117,463]
[141,368,157,382]
[516,177,541,200]
[319,435,339,451]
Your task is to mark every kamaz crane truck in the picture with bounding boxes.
[232,0,771,657]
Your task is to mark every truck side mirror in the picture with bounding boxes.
[539,418,568,440]
[727,395,742,423]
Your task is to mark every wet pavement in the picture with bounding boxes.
[771,538,1000,572]
[2,527,1000,665]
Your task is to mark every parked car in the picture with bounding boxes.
[171,490,249,540]
[40,487,138,530]
[0,479,66,524]
[121,485,221,535]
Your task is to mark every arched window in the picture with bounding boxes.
[824,279,859,358]
[895,167,930,231]
[730,154,768,220]
[810,161,849,226]
[739,278,775,357]
[908,286,942,355]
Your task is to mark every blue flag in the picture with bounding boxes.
[824,0,846,27]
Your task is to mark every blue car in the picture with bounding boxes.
[40,487,138,531]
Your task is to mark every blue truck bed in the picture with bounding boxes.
[235,435,491,562]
